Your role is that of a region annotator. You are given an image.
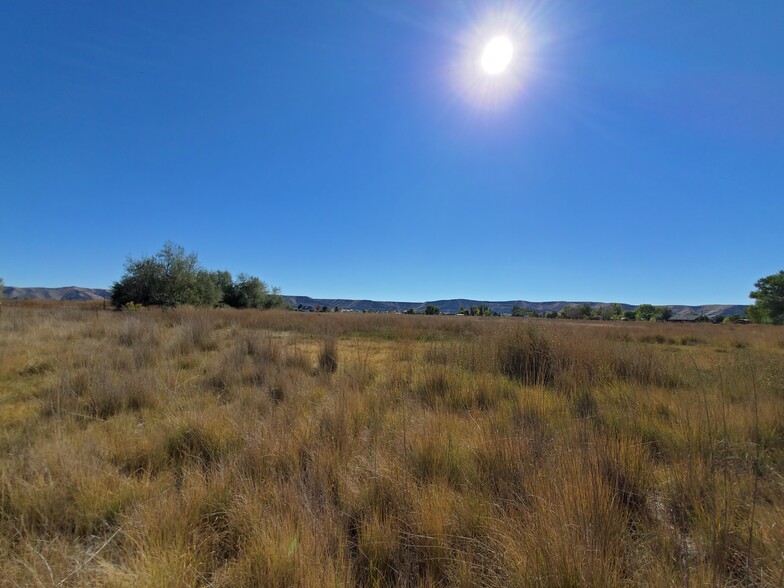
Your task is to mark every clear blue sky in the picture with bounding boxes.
[2,1,782,305]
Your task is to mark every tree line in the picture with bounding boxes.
[408,303,672,319]
[456,303,674,320]
[547,303,673,321]
[111,242,283,310]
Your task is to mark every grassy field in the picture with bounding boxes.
[1,303,782,586]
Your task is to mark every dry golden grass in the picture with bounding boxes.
[1,302,783,586]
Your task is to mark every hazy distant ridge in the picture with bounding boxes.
[283,296,747,319]
[3,286,111,302]
[2,287,746,318]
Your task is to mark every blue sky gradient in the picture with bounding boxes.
[2,1,782,305]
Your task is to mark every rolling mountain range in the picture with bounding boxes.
[283,296,747,319]
[1,287,747,319]
[2,286,112,302]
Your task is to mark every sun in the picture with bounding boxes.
[481,35,513,75]
[451,10,538,109]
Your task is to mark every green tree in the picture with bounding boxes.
[153,242,204,307]
[747,270,784,324]
[194,270,224,308]
[111,243,281,309]
[635,304,658,321]
[655,307,673,321]
[561,305,591,319]
[594,305,614,320]
[578,304,594,319]
[425,304,440,315]
[111,253,168,308]
[223,274,280,309]
[211,270,233,303]
[111,242,210,308]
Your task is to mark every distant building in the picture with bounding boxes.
[668,311,704,322]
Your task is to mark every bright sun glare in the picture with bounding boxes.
[453,10,535,109]
[481,35,513,75]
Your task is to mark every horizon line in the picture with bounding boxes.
[2,284,750,308]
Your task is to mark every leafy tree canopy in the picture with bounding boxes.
[635,304,658,321]
[748,270,784,325]
[560,305,593,319]
[111,242,282,310]
[512,306,540,318]
[222,273,282,310]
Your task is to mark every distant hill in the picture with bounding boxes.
[2,286,111,302]
[665,305,748,320]
[284,296,421,313]
[2,287,746,318]
[283,296,747,319]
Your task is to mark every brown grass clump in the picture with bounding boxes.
[496,324,556,386]
[318,336,339,374]
[1,303,783,585]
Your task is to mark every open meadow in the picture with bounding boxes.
[1,302,782,586]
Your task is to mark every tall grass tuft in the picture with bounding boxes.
[496,325,555,386]
[318,337,339,374]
